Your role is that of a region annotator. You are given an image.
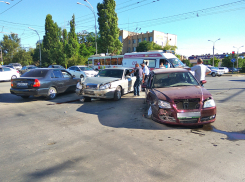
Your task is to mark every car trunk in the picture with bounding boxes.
[11,77,42,89]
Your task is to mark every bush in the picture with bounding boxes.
[241,66,245,73]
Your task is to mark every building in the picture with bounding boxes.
[119,30,177,54]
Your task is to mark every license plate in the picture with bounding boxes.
[17,83,28,86]
[177,112,200,119]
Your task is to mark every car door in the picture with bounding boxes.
[60,70,77,91]
[51,70,66,93]
[0,67,5,81]
[3,67,12,80]
[124,69,135,92]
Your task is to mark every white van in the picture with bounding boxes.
[122,50,186,70]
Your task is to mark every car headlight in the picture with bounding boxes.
[158,100,171,109]
[203,99,215,108]
[99,83,111,90]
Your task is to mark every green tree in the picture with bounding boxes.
[182,59,193,67]
[136,40,177,52]
[42,14,63,67]
[0,34,21,64]
[97,0,122,54]
[12,48,33,66]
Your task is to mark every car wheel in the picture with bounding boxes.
[84,96,91,102]
[211,72,216,77]
[11,75,17,79]
[21,96,29,99]
[113,86,122,101]
[47,87,57,100]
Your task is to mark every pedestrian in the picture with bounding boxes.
[130,63,143,96]
[191,58,211,85]
[140,63,149,82]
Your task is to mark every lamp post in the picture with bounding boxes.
[0,46,3,65]
[77,1,97,55]
[208,38,220,66]
[233,45,244,68]
[0,1,10,4]
[28,27,41,67]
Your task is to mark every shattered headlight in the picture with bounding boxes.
[158,100,171,109]
[99,83,111,90]
[203,99,215,108]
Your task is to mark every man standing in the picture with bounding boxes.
[140,63,149,82]
[130,63,143,96]
[191,58,211,85]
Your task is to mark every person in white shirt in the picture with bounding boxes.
[191,58,211,84]
[140,63,149,83]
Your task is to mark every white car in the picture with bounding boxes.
[8,63,22,70]
[0,66,20,81]
[76,67,136,101]
[218,67,229,73]
[67,65,98,79]
[208,66,224,77]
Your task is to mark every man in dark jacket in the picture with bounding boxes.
[130,63,143,96]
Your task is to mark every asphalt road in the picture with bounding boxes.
[0,75,245,182]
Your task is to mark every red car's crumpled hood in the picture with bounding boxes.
[153,86,212,102]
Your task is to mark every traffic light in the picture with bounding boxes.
[232,51,235,58]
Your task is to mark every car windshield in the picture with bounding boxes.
[98,69,123,78]
[79,67,93,71]
[167,58,185,68]
[209,67,218,70]
[152,72,199,88]
[21,69,48,77]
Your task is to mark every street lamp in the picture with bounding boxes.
[233,45,244,68]
[208,38,220,66]
[28,27,42,67]
[0,46,3,65]
[0,1,10,4]
[77,1,97,55]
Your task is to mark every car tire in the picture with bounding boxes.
[47,87,57,100]
[211,72,216,77]
[21,96,30,99]
[11,75,17,79]
[84,96,91,102]
[113,86,122,101]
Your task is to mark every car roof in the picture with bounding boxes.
[75,65,88,67]
[104,67,132,70]
[152,68,189,74]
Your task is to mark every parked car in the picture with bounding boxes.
[3,65,15,69]
[228,67,238,72]
[208,66,224,77]
[237,68,242,72]
[48,65,65,69]
[8,63,22,70]
[76,67,135,101]
[0,66,20,81]
[218,67,229,73]
[10,68,80,99]
[145,68,216,126]
[67,65,99,79]
[20,65,37,75]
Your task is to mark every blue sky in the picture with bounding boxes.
[0,0,244,57]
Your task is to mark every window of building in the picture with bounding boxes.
[118,57,123,65]
[138,38,141,43]
[105,58,111,65]
[127,47,131,52]
[111,58,117,65]
[143,37,147,41]
[149,37,153,42]
[119,36,122,43]
[128,40,131,44]
[133,47,136,52]
[133,39,136,44]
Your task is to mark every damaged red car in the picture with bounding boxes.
[145,68,216,126]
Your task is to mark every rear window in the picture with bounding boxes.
[21,69,48,77]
